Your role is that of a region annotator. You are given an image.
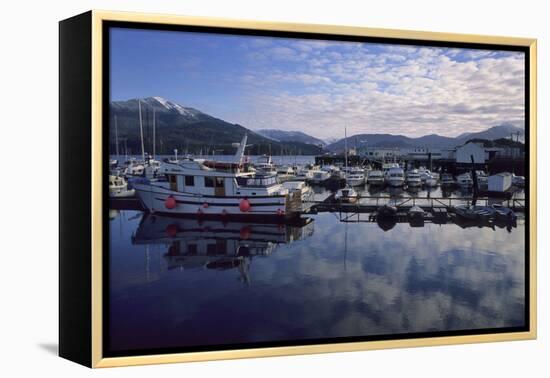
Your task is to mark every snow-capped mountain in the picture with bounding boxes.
[111,96,206,121]
[109,97,323,156]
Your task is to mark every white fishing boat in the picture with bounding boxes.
[294,165,314,181]
[282,181,314,204]
[109,175,135,198]
[276,164,296,182]
[385,166,405,187]
[124,158,146,177]
[254,155,277,175]
[310,169,331,184]
[133,135,305,219]
[346,167,366,187]
[367,170,385,186]
[406,169,422,187]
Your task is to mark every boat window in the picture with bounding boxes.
[185,175,194,186]
[205,177,215,188]
[206,244,217,255]
[187,244,197,255]
[215,177,224,187]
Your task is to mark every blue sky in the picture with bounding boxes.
[110,28,525,140]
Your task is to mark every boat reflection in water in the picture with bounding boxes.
[131,214,315,284]
[109,207,524,353]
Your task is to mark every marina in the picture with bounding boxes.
[102,30,529,354]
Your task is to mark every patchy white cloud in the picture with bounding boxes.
[227,39,525,140]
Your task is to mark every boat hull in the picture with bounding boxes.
[133,183,303,219]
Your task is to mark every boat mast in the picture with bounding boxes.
[114,115,119,158]
[344,125,348,172]
[138,99,145,162]
[152,107,156,160]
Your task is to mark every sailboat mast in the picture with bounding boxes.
[138,99,145,162]
[153,107,156,160]
[344,125,348,172]
[114,115,119,157]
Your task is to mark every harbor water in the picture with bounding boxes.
[108,202,526,353]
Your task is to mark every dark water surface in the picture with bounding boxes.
[108,209,525,353]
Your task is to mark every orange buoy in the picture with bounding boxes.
[165,196,177,209]
[239,198,251,212]
[203,202,209,208]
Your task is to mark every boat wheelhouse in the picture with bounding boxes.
[109,175,135,198]
[254,155,277,175]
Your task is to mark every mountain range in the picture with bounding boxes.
[110,97,524,156]
[256,129,327,146]
[324,124,525,153]
[109,97,323,155]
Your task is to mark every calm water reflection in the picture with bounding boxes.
[108,210,525,353]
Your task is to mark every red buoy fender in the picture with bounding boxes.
[239,198,251,212]
[165,196,177,209]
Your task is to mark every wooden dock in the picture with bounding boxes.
[305,194,526,214]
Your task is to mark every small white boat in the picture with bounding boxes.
[254,155,277,175]
[367,170,385,186]
[346,167,366,186]
[335,186,358,203]
[310,170,331,184]
[294,166,314,180]
[124,158,145,177]
[282,181,314,204]
[109,175,135,198]
[385,166,405,187]
[406,169,422,187]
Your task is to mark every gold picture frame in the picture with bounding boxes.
[59,10,537,368]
